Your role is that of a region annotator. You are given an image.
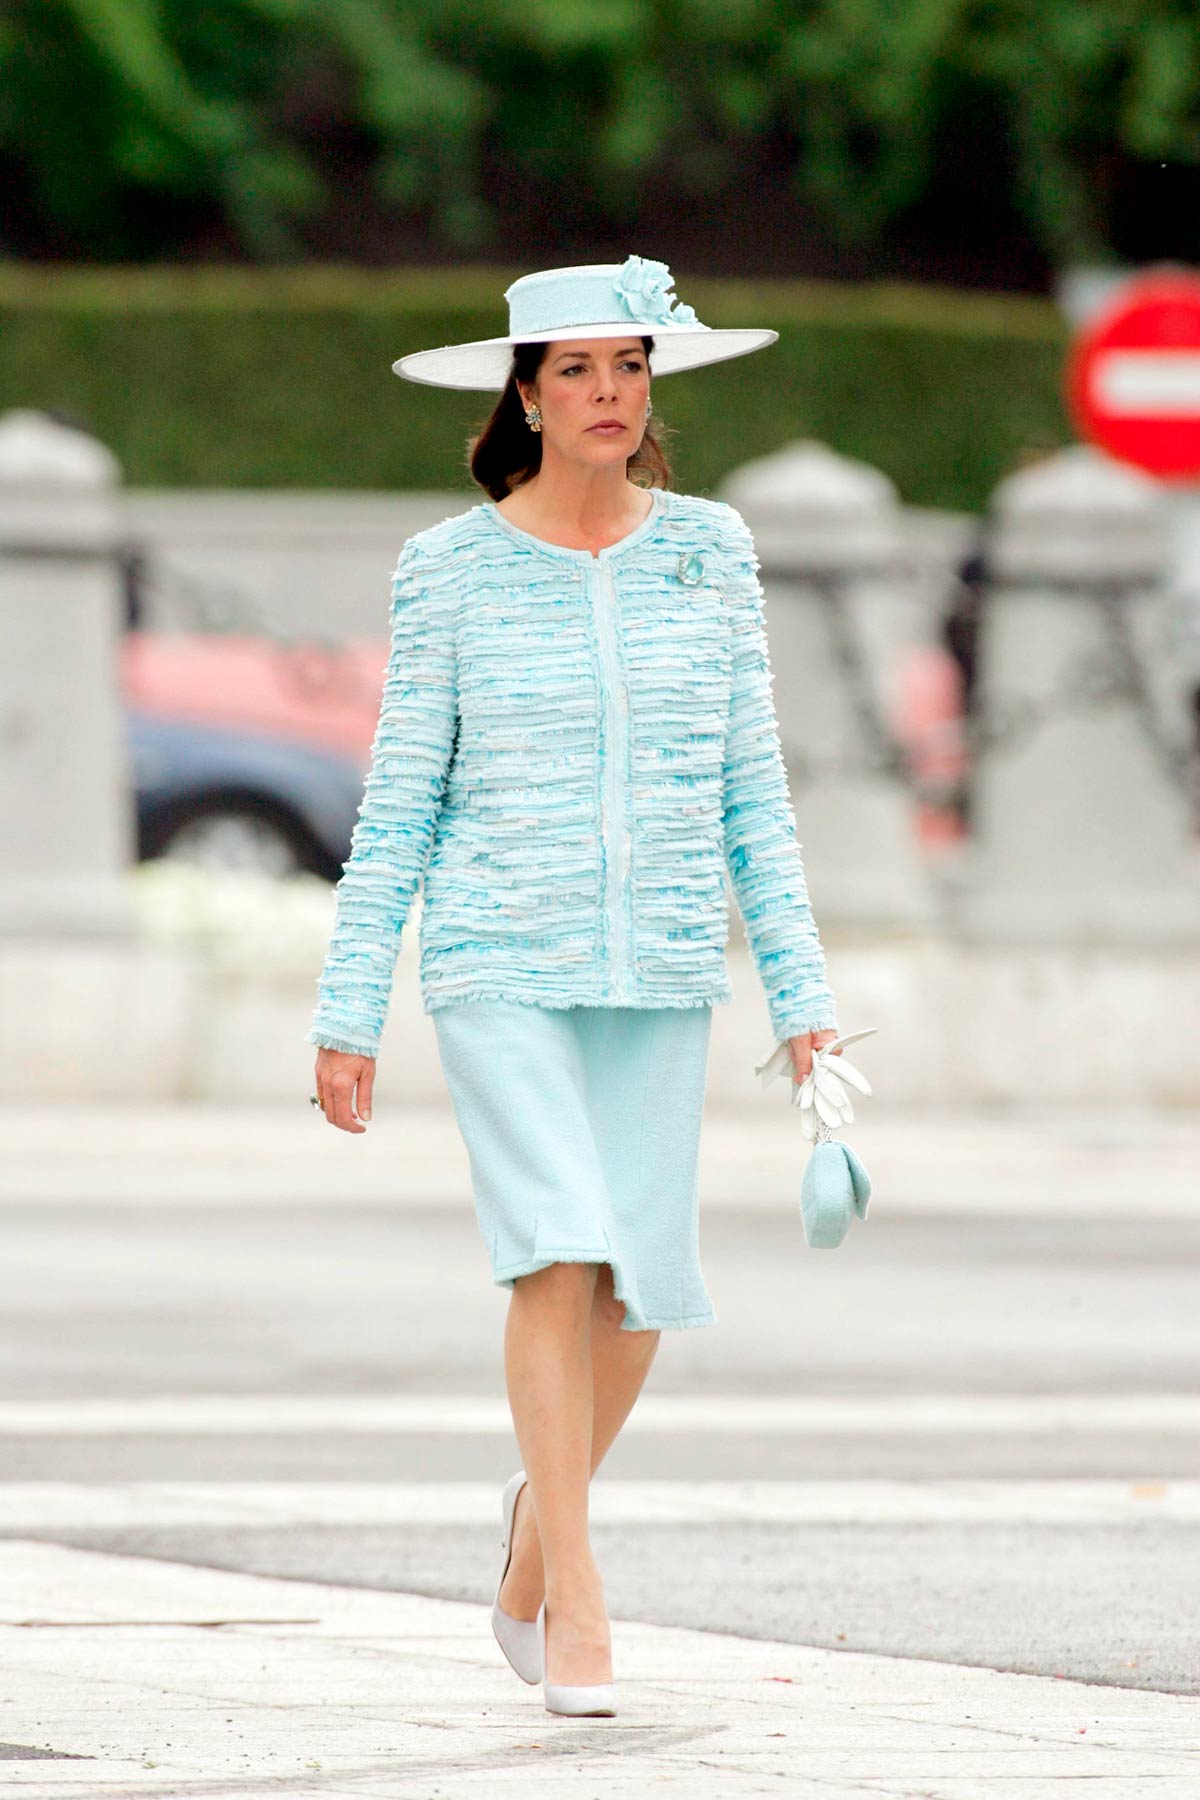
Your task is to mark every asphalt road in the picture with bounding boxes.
[2,1105,1197,1702]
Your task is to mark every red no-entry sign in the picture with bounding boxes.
[1066,269,1200,482]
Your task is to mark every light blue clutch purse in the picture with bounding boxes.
[755,1029,877,1248]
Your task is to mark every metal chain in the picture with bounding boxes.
[952,578,1200,812]
[773,568,1200,817]
[125,541,1200,815]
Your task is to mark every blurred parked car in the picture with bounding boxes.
[121,630,388,881]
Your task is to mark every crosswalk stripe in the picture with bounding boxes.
[0,1478,1191,1533]
[0,1392,1194,1434]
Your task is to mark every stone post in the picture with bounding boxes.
[718,438,937,928]
[0,410,136,936]
[955,443,1200,942]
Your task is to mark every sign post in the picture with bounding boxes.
[1066,266,1200,689]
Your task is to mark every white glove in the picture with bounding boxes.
[754,1028,878,1142]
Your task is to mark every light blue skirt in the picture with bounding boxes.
[432,1000,716,1332]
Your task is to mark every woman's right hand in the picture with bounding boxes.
[314,1047,375,1132]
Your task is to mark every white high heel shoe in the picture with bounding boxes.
[491,1470,543,1684]
[537,1598,618,1716]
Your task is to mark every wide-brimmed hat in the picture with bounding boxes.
[392,255,778,390]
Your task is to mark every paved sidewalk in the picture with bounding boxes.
[3,1540,1198,1799]
[2,1101,1198,1212]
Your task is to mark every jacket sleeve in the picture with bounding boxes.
[306,540,458,1057]
[718,503,840,1041]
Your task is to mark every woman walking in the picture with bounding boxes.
[307,256,841,1717]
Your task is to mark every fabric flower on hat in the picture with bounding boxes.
[613,255,698,327]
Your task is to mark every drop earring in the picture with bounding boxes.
[524,403,542,433]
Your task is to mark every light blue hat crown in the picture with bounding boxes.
[392,253,779,389]
[505,256,703,336]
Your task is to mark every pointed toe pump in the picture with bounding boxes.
[491,1470,542,1684]
[537,1598,618,1717]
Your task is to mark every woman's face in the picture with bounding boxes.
[522,337,650,464]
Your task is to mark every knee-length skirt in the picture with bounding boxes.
[432,1000,716,1332]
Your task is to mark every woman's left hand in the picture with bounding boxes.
[787,1029,843,1083]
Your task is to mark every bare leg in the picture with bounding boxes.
[499,1259,661,1683]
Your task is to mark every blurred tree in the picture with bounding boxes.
[0,0,1196,271]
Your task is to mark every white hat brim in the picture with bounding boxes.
[392,323,779,389]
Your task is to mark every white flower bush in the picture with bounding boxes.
[127,861,351,974]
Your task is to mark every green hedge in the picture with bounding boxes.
[0,265,1073,511]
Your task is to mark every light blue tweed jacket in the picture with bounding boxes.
[307,485,839,1056]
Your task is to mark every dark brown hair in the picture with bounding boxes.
[467,335,673,499]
